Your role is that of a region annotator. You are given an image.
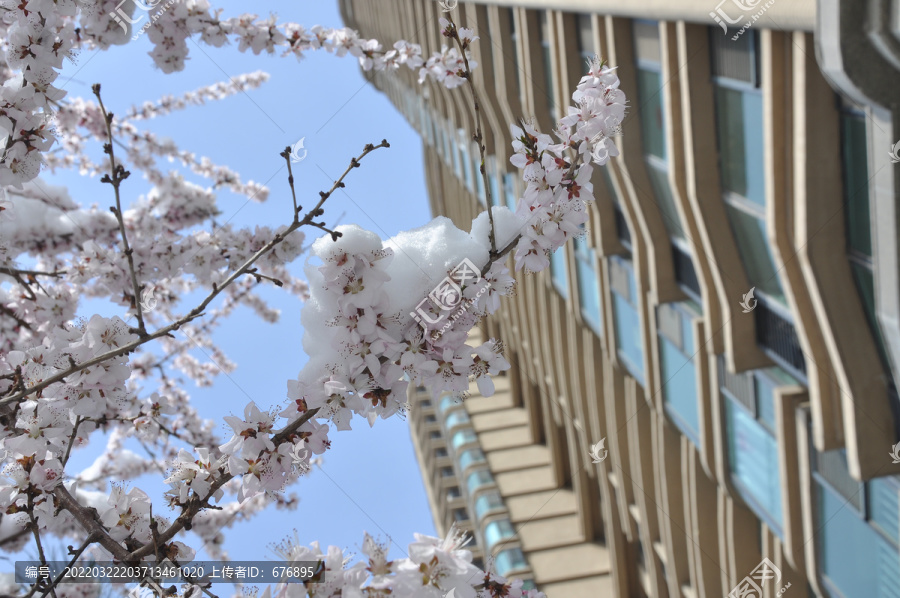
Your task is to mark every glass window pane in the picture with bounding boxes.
[842,112,871,256]
[754,373,777,432]
[637,68,666,161]
[851,261,890,369]
[550,246,568,297]
[576,14,594,57]
[466,469,495,494]
[474,491,504,521]
[458,448,486,472]
[440,395,460,414]
[711,28,756,84]
[868,477,900,546]
[818,480,900,598]
[484,519,516,548]
[495,548,528,577]
[503,173,518,210]
[575,239,602,334]
[445,410,471,430]
[612,258,644,383]
[715,86,765,206]
[724,203,784,303]
[726,398,783,532]
[633,20,661,64]
[647,159,684,239]
[660,328,699,443]
[452,429,478,450]
[489,169,501,208]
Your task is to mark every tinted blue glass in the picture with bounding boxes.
[489,170,501,207]
[660,334,699,443]
[612,264,644,383]
[444,410,471,430]
[755,373,776,432]
[725,398,782,531]
[503,173,518,210]
[440,395,459,414]
[466,469,495,494]
[484,519,516,548]
[550,247,568,297]
[474,491,504,520]
[715,86,764,206]
[574,237,602,334]
[868,477,900,546]
[451,429,477,450]
[495,548,528,576]
[818,480,900,598]
[458,448,486,472]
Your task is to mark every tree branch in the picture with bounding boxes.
[93,84,147,337]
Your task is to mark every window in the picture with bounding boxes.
[539,12,557,122]
[488,159,501,207]
[484,518,516,548]
[458,448,486,472]
[550,246,568,297]
[710,29,785,305]
[435,447,448,459]
[429,430,443,440]
[610,255,644,384]
[474,147,485,203]
[720,362,797,534]
[453,508,470,522]
[466,469,495,494]
[574,235,602,335]
[841,101,891,374]
[440,466,454,478]
[444,410,471,431]
[451,428,478,451]
[814,448,900,598]
[440,395,461,414]
[419,398,431,407]
[495,548,529,576]
[575,13,594,59]
[425,414,437,424]
[459,129,474,191]
[474,491,504,521]
[447,486,462,500]
[657,302,700,444]
[503,172,518,210]
[508,8,520,98]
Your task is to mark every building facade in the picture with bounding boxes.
[341,1,900,597]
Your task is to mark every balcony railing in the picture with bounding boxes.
[754,300,807,377]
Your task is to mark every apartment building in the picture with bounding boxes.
[340,1,900,596]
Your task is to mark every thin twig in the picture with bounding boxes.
[27,496,58,598]
[38,533,98,598]
[0,141,389,407]
[445,15,497,255]
[93,83,147,337]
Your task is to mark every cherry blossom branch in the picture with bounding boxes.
[37,534,98,598]
[26,496,57,598]
[0,141,388,407]
[124,407,320,561]
[93,83,147,337]
[442,15,498,255]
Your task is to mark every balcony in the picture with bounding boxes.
[754,299,807,378]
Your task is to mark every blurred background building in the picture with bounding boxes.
[341,0,900,596]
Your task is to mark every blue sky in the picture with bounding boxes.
[43,0,439,566]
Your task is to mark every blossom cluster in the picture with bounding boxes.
[0,0,478,189]
[0,4,625,597]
